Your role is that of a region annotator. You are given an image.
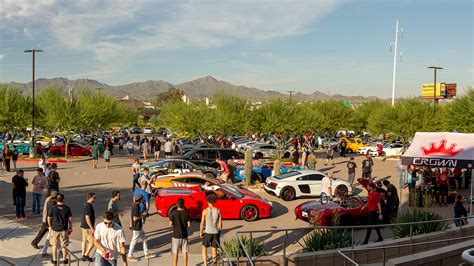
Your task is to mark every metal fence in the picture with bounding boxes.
[233,216,474,265]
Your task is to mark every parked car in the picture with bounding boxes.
[173,148,244,168]
[146,159,219,178]
[248,143,279,159]
[369,143,404,157]
[341,137,368,153]
[294,194,369,225]
[152,173,224,189]
[155,184,273,222]
[49,143,92,156]
[131,127,141,134]
[235,161,300,183]
[357,145,377,155]
[264,170,353,201]
[182,143,217,154]
[0,142,31,154]
[143,127,153,134]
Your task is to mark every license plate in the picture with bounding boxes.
[302,211,308,218]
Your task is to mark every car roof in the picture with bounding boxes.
[297,169,326,175]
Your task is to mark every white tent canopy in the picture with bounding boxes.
[402,132,474,169]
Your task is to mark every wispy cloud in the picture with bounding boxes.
[0,53,6,60]
[1,0,344,78]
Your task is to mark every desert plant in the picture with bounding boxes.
[222,235,267,257]
[300,228,351,252]
[392,208,449,238]
[244,149,253,186]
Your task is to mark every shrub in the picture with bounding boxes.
[300,229,351,252]
[222,235,267,257]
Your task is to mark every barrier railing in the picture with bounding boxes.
[234,216,474,265]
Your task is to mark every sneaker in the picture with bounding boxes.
[19,217,25,221]
[375,238,384,242]
[61,259,68,264]
[50,259,57,265]
[81,256,89,261]
[15,216,20,221]
[41,253,49,258]
[87,256,94,262]
[444,203,448,207]
[128,256,139,262]
[144,253,155,259]
[31,242,40,249]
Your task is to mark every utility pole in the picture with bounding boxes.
[24,49,43,158]
[391,19,403,106]
[428,66,443,106]
[287,90,295,103]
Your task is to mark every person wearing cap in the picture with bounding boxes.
[128,194,154,261]
[31,190,58,251]
[133,181,150,218]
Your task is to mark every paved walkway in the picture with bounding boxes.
[0,217,204,265]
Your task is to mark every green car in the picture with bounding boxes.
[0,142,31,154]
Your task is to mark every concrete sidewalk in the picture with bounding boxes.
[0,217,204,265]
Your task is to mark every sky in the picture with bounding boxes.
[0,0,472,98]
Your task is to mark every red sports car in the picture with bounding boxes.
[155,184,273,222]
[49,143,92,157]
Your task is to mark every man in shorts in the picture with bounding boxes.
[169,198,191,266]
[200,194,222,266]
[437,168,449,207]
[92,142,99,169]
[325,145,335,166]
[47,193,72,264]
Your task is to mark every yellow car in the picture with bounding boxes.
[341,137,368,153]
[152,173,224,189]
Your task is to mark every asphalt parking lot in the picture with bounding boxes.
[0,150,461,258]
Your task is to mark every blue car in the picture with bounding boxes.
[235,161,301,183]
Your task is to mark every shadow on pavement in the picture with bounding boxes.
[270,201,289,219]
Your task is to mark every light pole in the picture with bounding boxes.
[390,19,403,106]
[287,90,295,103]
[428,66,443,105]
[24,49,43,158]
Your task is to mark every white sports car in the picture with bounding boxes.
[369,143,404,157]
[357,145,377,155]
[264,170,353,201]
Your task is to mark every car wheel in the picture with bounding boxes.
[335,185,349,198]
[256,173,265,183]
[283,152,290,158]
[83,150,90,156]
[281,187,296,201]
[240,204,259,222]
[255,153,263,159]
[346,148,353,154]
[167,205,177,217]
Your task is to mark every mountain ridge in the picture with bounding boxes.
[3,76,380,102]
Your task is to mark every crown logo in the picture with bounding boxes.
[420,139,463,156]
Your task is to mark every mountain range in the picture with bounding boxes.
[4,76,379,102]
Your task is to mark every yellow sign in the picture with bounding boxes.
[421,83,446,99]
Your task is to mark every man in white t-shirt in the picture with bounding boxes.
[322,172,334,198]
[93,211,127,266]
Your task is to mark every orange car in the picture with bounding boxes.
[152,173,224,189]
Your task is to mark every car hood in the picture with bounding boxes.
[296,200,341,212]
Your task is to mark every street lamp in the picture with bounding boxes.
[427,66,443,105]
[24,49,43,158]
[287,90,295,103]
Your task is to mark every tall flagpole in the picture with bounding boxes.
[391,20,400,106]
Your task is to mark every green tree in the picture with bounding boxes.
[350,100,390,132]
[253,98,304,136]
[311,100,353,133]
[443,88,474,132]
[213,92,251,136]
[0,85,31,131]
[154,87,184,108]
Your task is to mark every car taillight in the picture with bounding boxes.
[269,182,277,188]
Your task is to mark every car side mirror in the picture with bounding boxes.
[228,195,235,200]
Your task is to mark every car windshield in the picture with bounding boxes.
[220,184,244,199]
[273,171,301,180]
[383,143,391,148]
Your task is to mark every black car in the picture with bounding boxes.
[182,143,218,154]
[173,148,244,168]
[131,127,141,134]
[146,159,219,178]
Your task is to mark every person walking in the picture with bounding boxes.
[131,159,141,191]
[437,168,449,207]
[127,140,134,158]
[104,146,111,170]
[453,194,468,227]
[307,150,317,170]
[0,147,4,175]
[361,183,383,244]
[133,181,150,222]
[108,191,122,227]
[325,145,335,166]
[47,193,72,265]
[142,139,149,162]
[154,138,161,161]
[200,194,222,266]
[340,140,347,158]
[322,172,334,198]
[4,144,11,172]
[383,180,399,222]
[118,138,124,156]
[39,191,58,257]
[347,157,357,188]
[170,198,191,266]
[31,190,57,251]
[361,154,374,180]
[128,194,154,261]
[12,145,19,171]
[92,142,100,169]
[93,211,128,266]
[32,168,48,215]
[12,170,28,220]
[81,193,96,262]
[48,163,61,194]
[150,137,156,155]
[164,139,173,158]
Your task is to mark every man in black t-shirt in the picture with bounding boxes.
[169,198,191,266]
[454,195,468,227]
[47,194,72,264]
[128,194,154,261]
[383,180,399,222]
[361,154,373,179]
[346,157,357,187]
[154,139,161,161]
[80,193,96,262]
[12,170,28,219]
